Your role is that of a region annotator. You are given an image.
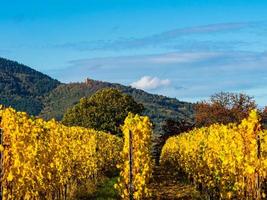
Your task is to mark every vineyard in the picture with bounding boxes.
[0,106,154,200]
[161,110,267,199]
[0,106,123,199]
[1,105,267,199]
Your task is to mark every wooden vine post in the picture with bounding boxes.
[256,125,261,200]
[129,130,133,200]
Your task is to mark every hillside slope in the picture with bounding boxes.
[0,57,194,134]
[40,79,194,134]
[0,57,60,115]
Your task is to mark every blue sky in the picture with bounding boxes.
[1,0,267,106]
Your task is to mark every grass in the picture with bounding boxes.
[84,177,119,200]
[76,168,204,200]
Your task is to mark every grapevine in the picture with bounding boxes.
[115,113,153,200]
[161,110,267,199]
[0,106,122,199]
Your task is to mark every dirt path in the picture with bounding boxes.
[147,166,203,200]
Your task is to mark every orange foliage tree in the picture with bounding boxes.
[195,92,257,127]
[262,106,267,128]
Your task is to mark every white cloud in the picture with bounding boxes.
[49,50,267,106]
[131,76,171,90]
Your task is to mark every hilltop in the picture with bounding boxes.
[0,57,194,134]
[0,57,60,115]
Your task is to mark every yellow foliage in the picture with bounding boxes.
[115,113,153,200]
[161,110,266,199]
[0,106,122,199]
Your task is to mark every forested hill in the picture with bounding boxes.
[0,57,60,115]
[40,79,195,133]
[0,57,194,133]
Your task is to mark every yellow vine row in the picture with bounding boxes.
[115,113,154,200]
[161,110,267,199]
[0,106,122,200]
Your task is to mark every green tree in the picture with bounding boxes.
[62,88,144,135]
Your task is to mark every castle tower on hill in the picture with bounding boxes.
[85,78,93,86]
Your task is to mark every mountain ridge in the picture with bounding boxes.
[40,78,194,134]
[0,57,60,115]
[0,57,194,134]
